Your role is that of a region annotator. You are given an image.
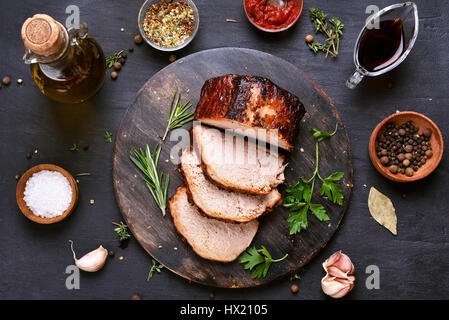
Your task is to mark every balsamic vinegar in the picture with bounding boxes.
[358,19,405,72]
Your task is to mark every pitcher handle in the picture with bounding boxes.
[346,69,365,89]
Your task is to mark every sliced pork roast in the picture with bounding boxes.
[194,74,306,151]
[180,148,281,222]
[193,124,286,195]
[169,187,259,262]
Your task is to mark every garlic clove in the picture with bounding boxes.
[321,251,355,298]
[323,251,354,275]
[321,275,355,299]
[69,240,108,272]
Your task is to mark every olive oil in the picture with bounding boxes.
[22,14,106,104]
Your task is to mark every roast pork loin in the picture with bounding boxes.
[169,187,259,262]
[180,148,281,222]
[194,74,306,151]
[193,124,286,195]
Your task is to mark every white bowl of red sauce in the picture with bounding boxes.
[243,0,303,32]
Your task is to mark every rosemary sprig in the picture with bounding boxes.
[106,50,124,68]
[162,92,195,141]
[130,144,169,216]
[308,8,344,58]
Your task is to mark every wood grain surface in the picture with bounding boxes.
[112,48,353,287]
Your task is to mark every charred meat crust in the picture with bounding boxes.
[194,74,306,150]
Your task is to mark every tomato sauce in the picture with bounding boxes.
[245,0,302,30]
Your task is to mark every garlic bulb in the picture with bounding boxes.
[321,251,355,298]
[69,240,108,272]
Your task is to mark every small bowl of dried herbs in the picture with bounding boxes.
[138,0,199,52]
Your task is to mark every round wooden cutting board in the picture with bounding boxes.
[112,48,353,288]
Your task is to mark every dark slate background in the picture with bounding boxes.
[0,0,448,300]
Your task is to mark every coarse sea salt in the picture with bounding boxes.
[23,170,73,218]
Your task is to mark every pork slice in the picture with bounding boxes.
[180,148,281,222]
[194,74,306,151]
[169,187,259,262]
[193,124,286,195]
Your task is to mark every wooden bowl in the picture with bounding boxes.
[16,164,79,224]
[369,111,444,182]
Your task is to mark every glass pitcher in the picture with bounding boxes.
[346,2,419,89]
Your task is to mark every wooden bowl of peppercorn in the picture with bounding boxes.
[369,111,444,182]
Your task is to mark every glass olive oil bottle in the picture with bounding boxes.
[21,14,106,104]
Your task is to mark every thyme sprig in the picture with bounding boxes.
[130,144,169,216]
[112,221,131,241]
[147,259,163,281]
[308,8,344,58]
[106,50,124,68]
[162,92,195,141]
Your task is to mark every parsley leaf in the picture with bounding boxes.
[311,123,338,142]
[320,172,344,205]
[239,246,288,279]
[283,124,344,235]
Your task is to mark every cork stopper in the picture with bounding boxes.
[21,14,64,56]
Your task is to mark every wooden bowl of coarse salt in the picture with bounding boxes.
[16,164,79,224]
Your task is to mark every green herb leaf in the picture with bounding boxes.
[287,205,309,235]
[311,123,339,142]
[106,50,124,68]
[308,8,344,58]
[162,92,195,141]
[239,246,288,279]
[289,272,302,282]
[147,259,163,281]
[320,173,344,205]
[130,144,169,216]
[104,131,113,143]
[310,203,329,221]
[112,221,131,241]
[69,143,79,151]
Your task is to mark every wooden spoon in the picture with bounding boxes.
[16,164,79,224]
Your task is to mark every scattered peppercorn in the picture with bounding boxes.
[376,121,433,176]
[291,284,299,294]
[83,143,89,150]
[111,71,118,80]
[134,34,143,45]
[108,250,115,257]
[128,46,134,52]
[131,295,141,300]
[119,58,126,66]
[15,174,21,181]
[209,292,215,300]
[121,52,128,59]
[387,82,393,89]
[169,54,177,63]
[26,152,32,159]
[401,193,407,199]
[305,34,314,43]
[113,62,122,71]
[2,76,11,86]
